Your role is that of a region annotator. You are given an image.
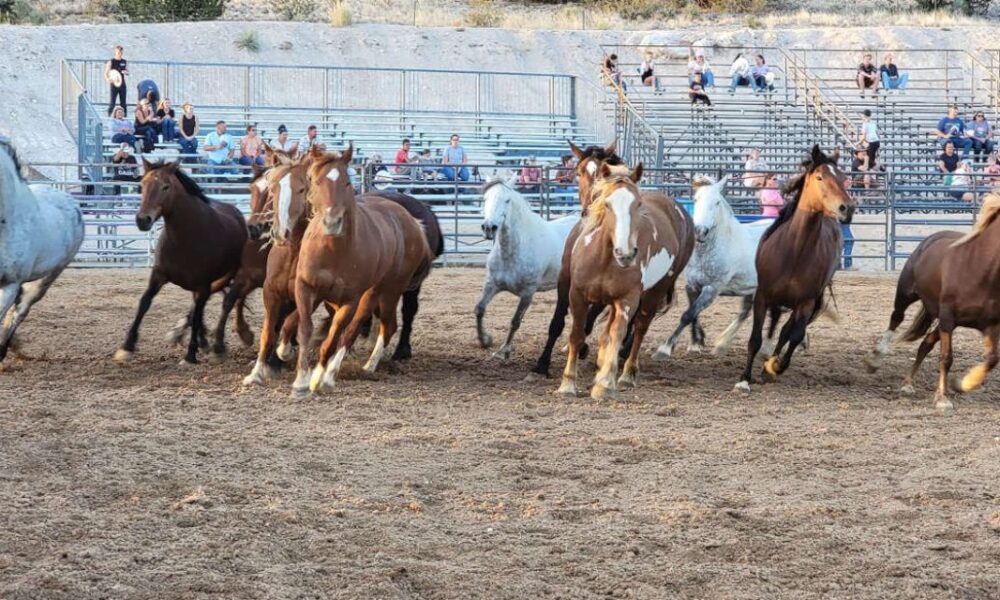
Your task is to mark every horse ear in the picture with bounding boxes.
[342,142,353,164]
[811,144,825,166]
[252,162,265,179]
[506,170,519,188]
[165,160,180,174]
[718,174,730,187]
[142,158,154,171]
[605,139,618,156]
[264,144,276,163]
[631,163,643,183]
[568,140,584,160]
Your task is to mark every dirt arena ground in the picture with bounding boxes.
[2,267,999,599]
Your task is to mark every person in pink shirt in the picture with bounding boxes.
[759,173,784,217]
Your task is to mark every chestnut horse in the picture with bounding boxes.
[736,145,857,391]
[115,160,248,364]
[291,145,434,399]
[865,193,1000,409]
[558,162,695,399]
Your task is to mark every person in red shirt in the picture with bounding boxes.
[395,138,413,176]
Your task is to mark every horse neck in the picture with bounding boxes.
[162,188,212,236]
[0,170,29,224]
[708,199,739,239]
[497,193,543,252]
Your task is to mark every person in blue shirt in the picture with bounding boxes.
[441,134,470,182]
[204,120,238,175]
[935,105,972,157]
[970,111,994,163]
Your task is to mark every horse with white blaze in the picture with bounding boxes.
[475,174,578,360]
[653,175,773,359]
[0,136,84,361]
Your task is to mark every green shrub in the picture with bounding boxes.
[118,0,226,22]
[271,0,317,20]
[0,0,49,24]
[466,0,501,26]
[234,30,261,52]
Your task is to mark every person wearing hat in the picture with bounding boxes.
[104,45,128,116]
[688,47,715,89]
[273,124,295,153]
[111,142,140,195]
[860,109,880,170]
[178,102,200,161]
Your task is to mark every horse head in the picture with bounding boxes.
[248,163,272,240]
[588,161,644,268]
[480,172,520,240]
[137,159,184,231]
[569,139,622,213]
[269,158,310,245]
[691,174,732,243]
[796,145,856,224]
[307,143,354,237]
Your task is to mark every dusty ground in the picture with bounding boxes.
[1,267,999,599]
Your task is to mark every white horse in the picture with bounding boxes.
[0,136,85,361]
[475,175,578,360]
[653,175,772,358]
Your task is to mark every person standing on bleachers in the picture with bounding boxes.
[728,53,752,94]
[239,124,265,167]
[137,79,160,109]
[970,111,994,163]
[856,53,879,98]
[935,105,973,158]
[759,173,784,217]
[441,134,470,182]
[204,120,238,175]
[879,53,908,92]
[860,109,880,169]
[105,45,128,117]
[178,102,200,161]
[742,148,768,189]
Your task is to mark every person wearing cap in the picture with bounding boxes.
[104,45,128,116]
[273,124,295,153]
[110,142,140,195]
[132,97,158,152]
[688,48,715,88]
[178,102,200,161]
[856,52,879,98]
[860,109,880,170]
[239,124,265,166]
[935,105,972,157]
[970,111,994,163]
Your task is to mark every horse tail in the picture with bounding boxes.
[899,306,936,343]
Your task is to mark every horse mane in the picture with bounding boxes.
[0,135,27,183]
[951,191,1000,248]
[579,145,623,167]
[146,161,211,204]
[584,165,634,231]
[759,149,837,242]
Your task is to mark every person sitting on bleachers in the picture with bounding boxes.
[178,102,200,162]
[856,53,879,98]
[639,51,662,94]
[416,148,437,181]
[938,140,961,175]
[271,124,295,154]
[441,134,470,182]
[204,120,238,175]
[949,160,976,202]
[395,138,413,175]
[518,156,543,193]
[239,124,265,167]
[742,148,768,188]
[935,105,973,158]
[750,54,774,94]
[111,143,139,182]
[759,173,784,217]
[983,151,1000,186]
[296,124,326,154]
[688,72,711,106]
[688,48,715,89]
[970,111,994,163]
[132,97,158,152]
[554,154,576,185]
[728,52,752,94]
[155,98,177,142]
[879,53,908,92]
[602,53,626,92]
[851,147,873,190]
[110,106,139,151]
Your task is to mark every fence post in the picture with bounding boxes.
[569,76,577,122]
[244,65,251,123]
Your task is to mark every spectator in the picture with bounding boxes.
[860,109,880,169]
[204,120,237,174]
[239,124,265,167]
[983,151,1000,186]
[688,48,715,88]
[296,125,325,154]
[935,105,972,157]
[949,160,976,202]
[110,105,138,151]
[750,54,773,94]
[856,52,879,98]
[518,156,543,192]
[841,222,855,270]
[688,72,711,106]
[416,148,437,180]
[111,143,139,181]
[937,140,961,175]
[728,52,752,94]
[137,79,160,108]
[104,45,128,117]
[155,98,177,142]
[441,134,470,182]
[272,124,295,153]
[177,102,200,161]
[851,147,872,190]
[970,111,994,163]
[742,148,768,189]
[395,138,413,175]
[639,51,662,94]
[602,53,626,91]
[554,154,577,185]
[132,98,158,153]
[879,53,908,92]
[759,173,784,217]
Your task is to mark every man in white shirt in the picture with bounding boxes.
[295,124,326,155]
[860,109,880,169]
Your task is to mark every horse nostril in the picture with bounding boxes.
[839,204,847,212]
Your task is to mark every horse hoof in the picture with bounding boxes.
[242,372,264,387]
[237,329,255,348]
[711,345,727,356]
[276,343,295,362]
[492,347,512,361]
[863,355,881,373]
[689,344,705,354]
[290,386,311,401]
[479,333,494,349]
[899,383,916,396]
[734,380,751,393]
[391,346,412,361]
[590,384,617,401]
[617,376,635,390]
[650,346,672,361]
[523,371,546,383]
[178,358,197,368]
[934,394,954,411]
[113,349,133,363]
[556,381,577,397]
[207,351,226,365]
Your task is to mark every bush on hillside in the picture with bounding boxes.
[270,0,318,20]
[118,0,226,22]
[0,0,48,24]
[466,0,502,26]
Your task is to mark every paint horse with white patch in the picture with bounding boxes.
[558,163,695,400]
[475,174,578,360]
[865,192,1000,410]
[653,175,773,359]
[290,145,435,399]
[736,145,857,392]
[0,136,84,361]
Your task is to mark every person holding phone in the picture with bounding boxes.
[204,120,237,174]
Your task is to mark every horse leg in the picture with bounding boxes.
[0,271,63,361]
[900,328,940,396]
[391,289,419,361]
[768,304,813,380]
[619,302,655,390]
[935,312,956,410]
[312,300,362,393]
[291,283,319,400]
[243,286,282,386]
[182,288,211,365]
[165,309,191,348]
[714,294,754,355]
[618,315,636,362]
[234,295,255,348]
[760,307,782,357]
[653,284,714,360]
[686,285,709,353]
[363,292,402,374]
[115,271,167,362]
[955,326,999,394]
[557,288,588,396]
[209,282,244,363]
[865,286,918,372]
[0,283,21,361]
[579,303,605,361]
[474,279,500,348]
[591,297,633,401]
[494,289,534,361]
[761,313,799,382]
[736,293,767,392]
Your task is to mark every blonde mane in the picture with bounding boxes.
[584,165,637,231]
[951,191,1000,248]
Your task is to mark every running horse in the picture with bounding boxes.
[736,145,857,391]
[558,162,695,399]
[290,145,435,399]
[865,192,1000,409]
[115,160,248,365]
[0,136,84,361]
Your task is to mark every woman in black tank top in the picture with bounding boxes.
[106,46,128,116]
[178,102,201,162]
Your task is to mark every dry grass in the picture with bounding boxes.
[327,0,351,26]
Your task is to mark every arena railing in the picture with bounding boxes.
[60,60,104,187]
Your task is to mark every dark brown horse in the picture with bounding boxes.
[736,145,857,391]
[115,160,248,364]
[558,162,694,399]
[291,145,435,399]
[865,193,1000,409]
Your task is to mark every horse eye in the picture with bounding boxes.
[161,183,170,192]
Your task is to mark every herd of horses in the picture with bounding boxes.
[0,134,998,409]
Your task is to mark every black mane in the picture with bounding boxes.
[147,161,212,204]
[0,136,27,183]
[579,145,623,167]
[760,145,837,242]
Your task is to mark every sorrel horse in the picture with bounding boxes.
[115,160,248,365]
[475,173,577,360]
[291,145,435,399]
[558,162,695,400]
[736,145,857,392]
[0,136,84,361]
[865,193,1000,409]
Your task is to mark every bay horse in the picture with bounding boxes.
[291,145,435,399]
[558,162,695,400]
[865,193,1000,409]
[475,173,578,360]
[0,136,84,361]
[115,160,248,365]
[736,145,856,392]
